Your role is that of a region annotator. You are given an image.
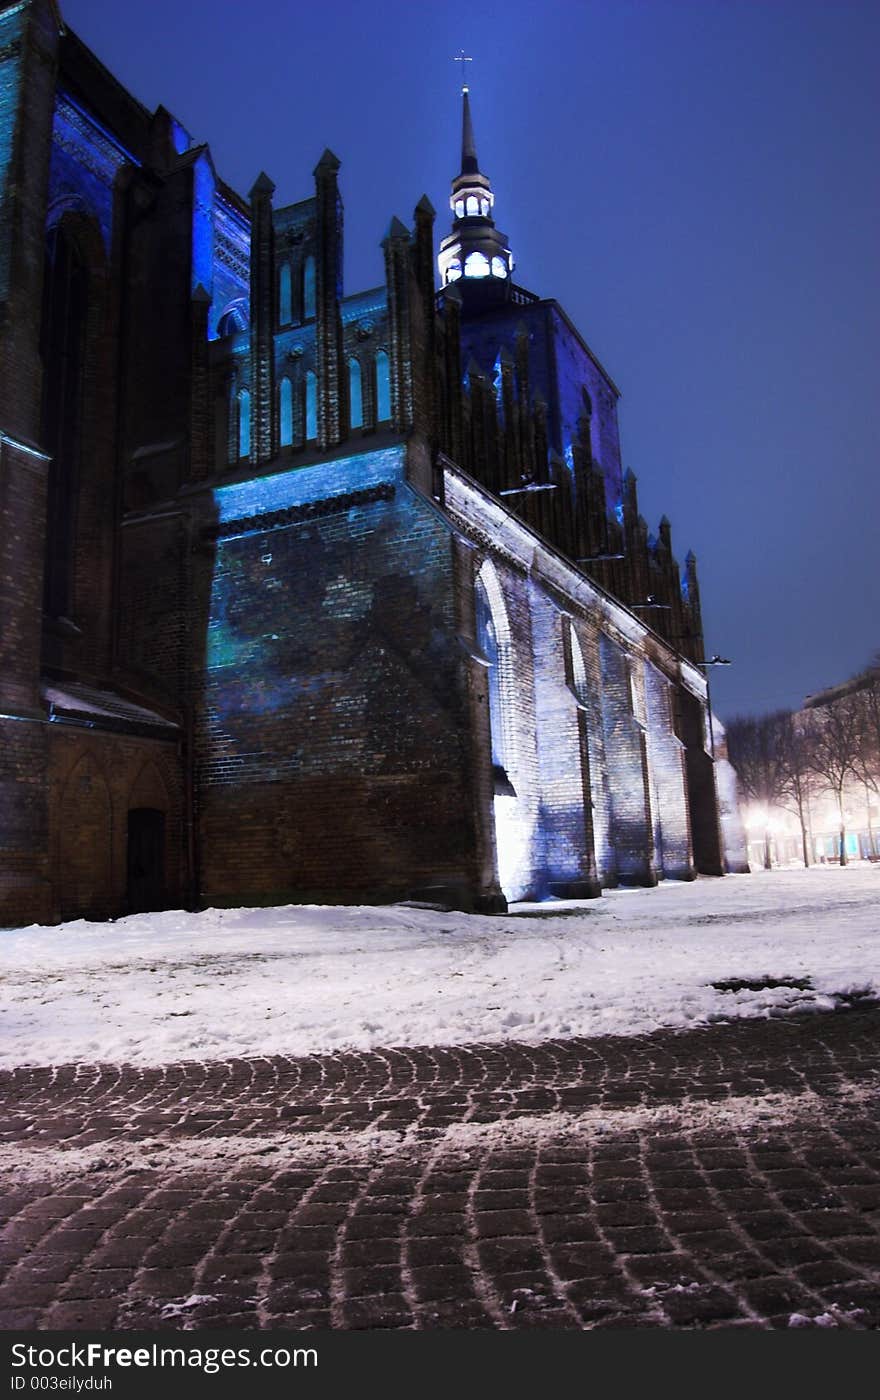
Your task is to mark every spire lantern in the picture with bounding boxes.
[438,76,515,302]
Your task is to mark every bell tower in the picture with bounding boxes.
[438,80,514,310]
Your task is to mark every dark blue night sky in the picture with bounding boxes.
[59,0,880,718]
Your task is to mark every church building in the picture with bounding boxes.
[0,0,747,926]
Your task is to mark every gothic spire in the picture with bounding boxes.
[461,87,479,176]
[438,82,515,299]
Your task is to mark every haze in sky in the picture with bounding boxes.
[59,0,880,718]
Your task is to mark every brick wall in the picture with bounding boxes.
[191,443,478,907]
[644,660,693,879]
[48,729,183,921]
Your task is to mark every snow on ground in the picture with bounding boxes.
[2,1085,874,1184]
[0,865,877,1067]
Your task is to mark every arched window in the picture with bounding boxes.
[375,350,391,422]
[279,262,292,325]
[491,255,508,279]
[567,623,590,706]
[238,389,251,458]
[279,376,293,447]
[305,369,317,440]
[480,198,489,216]
[217,299,248,338]
[349,358,363,430]
[475,560,526,899]
[466,195,479,216]
[445,260,462,283]
[454,199,465,218]
[464,251,490,279]
[475,561,514,779]
[302,255,316,320]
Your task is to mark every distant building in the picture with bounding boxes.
[741,676,879,868]
[0,1,747,926]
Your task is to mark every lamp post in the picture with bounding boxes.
[700,655,732,761]
[630,594,671,611]
[628,603,732,762]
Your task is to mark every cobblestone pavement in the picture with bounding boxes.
[0,1009,879,1331]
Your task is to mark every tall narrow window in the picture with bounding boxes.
[475,579,507,777]
[305,370,317,440]
[41,224,88,618]
[349,358,363,430]
[279,376,293,447]
[238,388,251,458]
[475,559,524,900]
[376,350,391,422]
[279,262,292,326]
[303,255,316,319]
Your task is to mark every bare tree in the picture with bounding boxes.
[807,693,863,865]
[776,711,818,867]
[851,663,880,856]
[725,711,791,868]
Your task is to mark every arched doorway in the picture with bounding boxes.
[127,808,166,913]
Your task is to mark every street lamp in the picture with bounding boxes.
[700,655,732,761]
[630,594,672,611]
[498,483,558,497]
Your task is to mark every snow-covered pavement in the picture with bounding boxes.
[0,865,877,1067]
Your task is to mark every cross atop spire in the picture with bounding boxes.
[453,50,472,93]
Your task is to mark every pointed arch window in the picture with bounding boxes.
[491,255,508,279]
[217,299,248,338]
[474,560,515,783]
[349,358,363,430]
[238,388,251,458]
[466,195,479,216]
[375,350,391,423]
[279,376,293,447]
[305,369,317,440]
[279,262,292,326]
[474,559,528,900]
[563,617,591,710]
[302,255,316,320]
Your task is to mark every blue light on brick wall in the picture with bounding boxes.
[191,151,215,298]
[212,444,405,524]
[0,5,25,300]
[47,93,138,254]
